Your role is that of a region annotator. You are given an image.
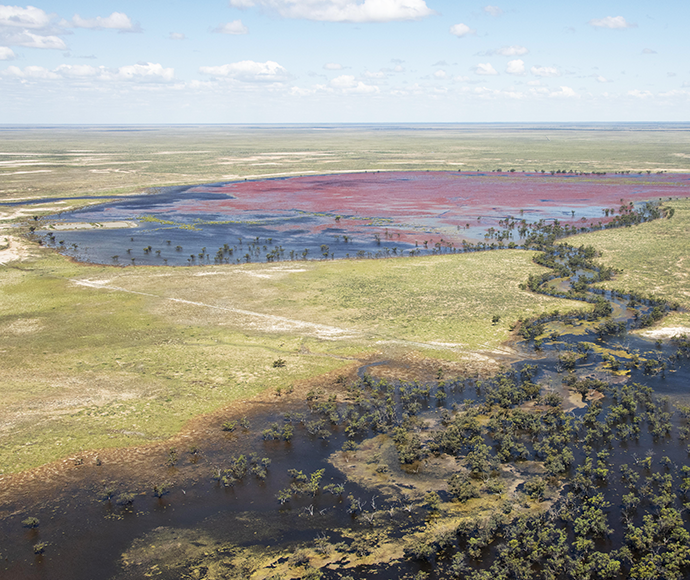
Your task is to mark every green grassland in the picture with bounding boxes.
[572,197,690,328]
[0,245,586,473]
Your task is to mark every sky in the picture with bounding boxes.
[0,0,688,123]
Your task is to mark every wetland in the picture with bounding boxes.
[1,124,690,580]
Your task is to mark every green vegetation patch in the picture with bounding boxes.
[0,252,346,474]
[258,252,589,349]
[573,198,690,328]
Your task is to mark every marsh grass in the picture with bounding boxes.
[0,252,345,472]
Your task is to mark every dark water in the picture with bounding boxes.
[34,180,425,265]
[2,331,689,580]
[40,218,419,266]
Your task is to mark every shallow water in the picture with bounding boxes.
[36,171,690,266]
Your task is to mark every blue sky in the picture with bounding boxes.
[1,1,688,123]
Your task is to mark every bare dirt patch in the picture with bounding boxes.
[640,326,690,339]
[0,235,35,264]
[1,317,43,335]
[0,202,69,221]
[47,220,138,230]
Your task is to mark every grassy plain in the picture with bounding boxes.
[0,245,583,473]
[1,124,690,475]
[573,197,690,329]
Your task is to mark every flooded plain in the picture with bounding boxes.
[2,172,690,579]
[31,171,690,266]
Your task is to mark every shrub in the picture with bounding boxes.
[524,476,547,501]
[152,483,169,498]
[33,542,47,555]
[288,549,310,566]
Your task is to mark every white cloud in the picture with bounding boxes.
[70,12,136,31]
[2,64,59,79]
[0,6,68,49]
[200,60,290,83]
[594,75,609,83]
[3,30,66,49]
[0,6,70,50]
[54,64,99,77]
[330,74,379,92]
[475,63,498,75]
[531,65,560,77]
[0,46,15,59]
[464,86,526,100]
[434,69,447,79]
[642,48,657,54]
[588,16,636,29]
[450,23,475,37]
[364,70,386,78]
[393,64,404,72]
[330,74,356,87]
[2,62,176,83]
[0,5,53,28]
[323,62,343,70]
[289,85,314,96]
[102,62,175,82]
[549,86,577,98]
[213,20,249,34]
[169,32,185,40]
[628,89,652,98]
[484,5,503,17]
[505,59,525,75]
[493,45,528,56]
[228,0,434,22]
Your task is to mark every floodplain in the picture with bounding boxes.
[1,124,690,580]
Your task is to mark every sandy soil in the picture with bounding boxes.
[0,235,33,265]
[640,326,690,339]
[46,220,138,230]
[0,202,68,221]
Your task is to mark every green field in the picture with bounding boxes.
[573,197,690,329]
